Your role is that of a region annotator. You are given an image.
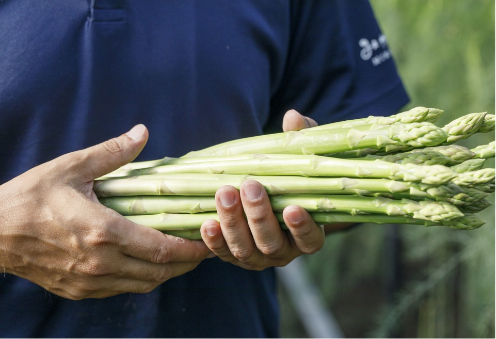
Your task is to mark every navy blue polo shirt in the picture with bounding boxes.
[0,0,409,337]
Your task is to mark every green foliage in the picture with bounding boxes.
[279,1,495,337]
[369,0,495,337]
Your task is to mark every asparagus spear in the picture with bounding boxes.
[269,195,463,222]
[325,149,379,158]
[442,112,487,143]
[103,193,463,222]
[479,114,495,133]
[388,183,489,206]
[95,173,453,198]
[126,213,219,231]
[471,141,495,159]
[183,122,448,158]
[459,199,492,213]
[125,155,455,185]
[100,196,217,215]
[409,144,475,165]
[450,159,486,173]
[471,183,495,193]
[445,185,490,206]
[295,213,485,231]
[364,150,452,166]
[308,107,443,131]
[452,168,495,187]
[125,212,484,240]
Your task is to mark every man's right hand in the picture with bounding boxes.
[0,125,211,300]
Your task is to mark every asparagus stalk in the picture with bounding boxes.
[471,141,495,159]
[98,182,486,213]
[325,149,379,158]
[479,114,495,133]
[471,183,495,193]
[124,155,455,185]
[183,122,448,158]
[450,159,486,173]
[293,213,485,230]
[445,185,490,206]
[100,196,217,215]
[95,173,454,198]
[388,183,489,206]
[451,168,495,187]
[442,112,487,143]
[458,199,492,213]
[103,193,463,222]
[409,145,475,165]
[269,195,463,222]
[126,213,219,231]
[125,212,484,240]
[308,107,443,131]
[364,150,452,166]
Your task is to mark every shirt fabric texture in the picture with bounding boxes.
[0,0,409,337]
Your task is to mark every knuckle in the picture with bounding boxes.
[85,227,112,247]
[155,267,172,282]
[83,259,110,276]
[289,224,325,254]
[102,138,124,155]
[278,258,295,268]
[136,283,158,294]
[231,247,254,262]
[300,240,324,255]
[258,240,284,258]
[153,242,172,264]
[245,208,270,226]
[66,290,87,300]
[290,223,315,240]
[208,242,226,253]
[220,214,241,229]
[64,282,95,300]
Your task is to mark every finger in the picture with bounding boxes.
[112,261,199,290]
[282,205,325,254]
[115,253,203,283]
[215,186,260,264]
[110,210,211,264]
[282,109,318,132]
[200,220,238,263]
[240,180,291,259]
[76,124,149,180]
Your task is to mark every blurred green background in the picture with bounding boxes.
[279,0,495,337]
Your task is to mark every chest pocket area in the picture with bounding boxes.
[88,0,126,23]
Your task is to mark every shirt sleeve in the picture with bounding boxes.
[265,0,409,132]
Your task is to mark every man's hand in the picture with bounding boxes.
[0,125,210,299]
[200,109,325,270]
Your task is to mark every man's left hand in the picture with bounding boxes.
[200,110,324,270]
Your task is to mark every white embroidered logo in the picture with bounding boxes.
[358,34,391,66]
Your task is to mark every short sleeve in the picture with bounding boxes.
[265,0,409,132]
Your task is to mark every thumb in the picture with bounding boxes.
[79,124,149,180]
[282,109,318,132]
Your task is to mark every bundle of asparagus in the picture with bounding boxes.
[95,107,495,240]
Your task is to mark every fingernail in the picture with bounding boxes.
[205,224,219,237]
[287,207,304,224]
[243,182,262,201]
[219,189,236,207]
[126,124,146,141]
